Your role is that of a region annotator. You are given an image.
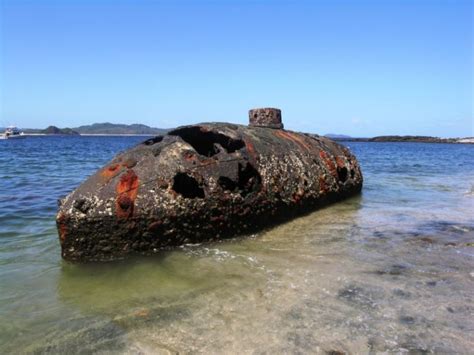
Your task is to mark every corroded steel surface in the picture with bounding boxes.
[57,123,363,262]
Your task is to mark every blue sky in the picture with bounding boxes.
[1,0,472,137]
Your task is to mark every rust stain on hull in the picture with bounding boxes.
[274,130,312,152]
[319,150,338,178]
[115,169,139,219]
[56,213,68,244]
[100,163,123,182]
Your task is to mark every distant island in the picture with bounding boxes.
[20,123,169,136]
[43,126,80,135]
[73,123,168,135]
[325,134,474,144]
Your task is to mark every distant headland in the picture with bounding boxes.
[325,134,474,144]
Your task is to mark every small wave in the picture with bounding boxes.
[465,184,474,196]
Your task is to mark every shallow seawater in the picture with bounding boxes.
[1,137,473,354]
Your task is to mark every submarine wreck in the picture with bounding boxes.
[57,108,363,262]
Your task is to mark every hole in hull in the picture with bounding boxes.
[218,176,238,192]
[238,162,261,197]
[218,162,262,197]
[169,127,245,157]
[337,167,348,182]
[172,173,205,199]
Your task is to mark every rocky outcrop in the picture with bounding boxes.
[57,108,363,262]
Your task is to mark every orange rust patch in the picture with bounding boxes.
[117,169,139,196]
[101,163,123,182]
[275,130,312,151]
[319,151,337,178]
[56,213,68,243]
[115,169,139,219]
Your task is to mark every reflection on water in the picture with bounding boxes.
[1,138,473,353]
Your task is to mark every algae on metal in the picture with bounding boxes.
[57,108,363,261]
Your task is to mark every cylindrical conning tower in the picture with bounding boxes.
[249,108,283,129]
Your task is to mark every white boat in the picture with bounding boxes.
[0,126,26,139]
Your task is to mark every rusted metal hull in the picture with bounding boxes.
[57,123,363,262]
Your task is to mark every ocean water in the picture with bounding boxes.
[0,136,473,354]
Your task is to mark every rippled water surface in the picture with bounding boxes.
[1,137,473,354]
